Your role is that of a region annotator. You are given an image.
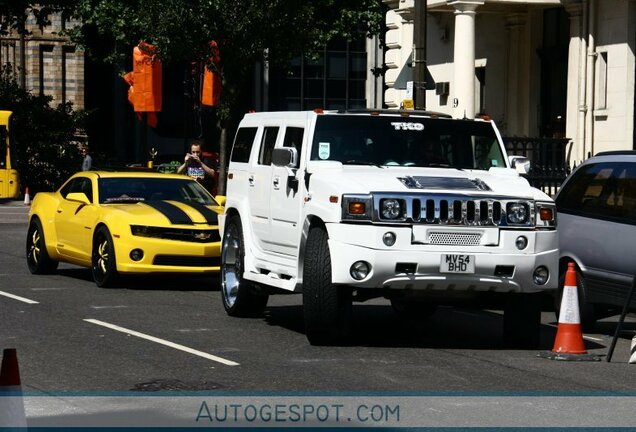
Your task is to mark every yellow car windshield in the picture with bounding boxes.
[98,177,217,206]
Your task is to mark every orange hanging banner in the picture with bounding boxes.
[201,41,221,107]
[122,42,162,126]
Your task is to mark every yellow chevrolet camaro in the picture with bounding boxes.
[26,171,224,287]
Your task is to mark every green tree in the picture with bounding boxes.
[0,66,86,194]
[66,0,385,192]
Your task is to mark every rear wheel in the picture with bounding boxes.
[303,226,352,345]
[26,218,58,274]
[503,293,542,349]
[221,215,268,317]
[92,226,119,288]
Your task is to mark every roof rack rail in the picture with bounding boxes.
[336,108,453,119]
[594,150,636,156]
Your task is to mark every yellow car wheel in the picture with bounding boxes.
[26,218,59,274]
[92,226,119,288]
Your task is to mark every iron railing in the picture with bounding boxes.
[504,137,572,197]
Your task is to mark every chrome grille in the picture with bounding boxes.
[373,193,535,227]
[428,232,482,246]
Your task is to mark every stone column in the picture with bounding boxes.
[504,13,527,135]
[564,1,586,165]
[449,0,483,119]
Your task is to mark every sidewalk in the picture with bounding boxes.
[0,199,27,207]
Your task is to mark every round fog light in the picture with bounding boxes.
[533,266,549,285]
[130,249,144,262]
[350,261,371,281]
[515,236,528,250]
[382,232,396,247]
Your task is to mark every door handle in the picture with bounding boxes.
[273,176,280,189]
[56,209,62,213]
[248,175,255,186]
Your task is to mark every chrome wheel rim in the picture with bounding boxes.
[28,228,41,266]
[93,237,110,278]
[221,225,240,308]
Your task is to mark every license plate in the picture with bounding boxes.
[440,254,475,274]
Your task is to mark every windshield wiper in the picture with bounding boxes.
[342,160,381,167]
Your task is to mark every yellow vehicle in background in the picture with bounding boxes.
[0,110,20,199]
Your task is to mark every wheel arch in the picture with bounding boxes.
[297,215,327,287]
[28,214,60,260]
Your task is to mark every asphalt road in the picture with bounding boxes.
[3,203,636,395]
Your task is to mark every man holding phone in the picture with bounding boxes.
[177,139,216,191]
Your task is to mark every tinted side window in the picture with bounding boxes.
[259,127,279,166]
[282,127,304,168]
[230,127,257,163]
[557,162,636,222]
[60,177,93,203]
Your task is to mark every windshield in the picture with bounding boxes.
[98,177,218,205]
[310,115,505,170]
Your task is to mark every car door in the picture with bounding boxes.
[557,161,636,291]
[268,125,305,257]
[55,176,98,263]
[247,126,279,251]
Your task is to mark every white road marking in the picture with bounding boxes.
[89,305,129,309]
[583,335,604,342]
[0,290,39,304]
[83,319,239,366]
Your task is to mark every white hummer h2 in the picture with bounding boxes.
[220,109,558,346]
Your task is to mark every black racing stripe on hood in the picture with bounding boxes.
[143,200,193,225]
[180,201,219,225]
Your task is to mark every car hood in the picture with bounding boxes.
[307,165,552,201]
[104,200,222,226]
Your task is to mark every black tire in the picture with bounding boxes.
[302,226,352,346]
[503,293,542,349]
[390,298,437,320]
[26,218,59,274]
[221,215,268,317]
[92,226,119,288]
[555,267,597,332]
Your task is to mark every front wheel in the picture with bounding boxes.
[221,215,268,317]
[92,226,119,288]
[26,218,58,274]
[302,226,352,345]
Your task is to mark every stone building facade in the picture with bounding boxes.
[0,11,84,110]
[383,0,636,165]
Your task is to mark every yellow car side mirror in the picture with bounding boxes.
[66,192,91,205]
[214,195,226,206]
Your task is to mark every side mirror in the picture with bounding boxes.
[214,195,226,206]
[272,147,298,168]
[66,192,91,205]
[508,155,531,175]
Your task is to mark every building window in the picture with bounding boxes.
[272,35,367,111]
[596,51,608,110]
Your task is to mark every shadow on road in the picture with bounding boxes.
[55,267,221,291]
[263,303,608,351]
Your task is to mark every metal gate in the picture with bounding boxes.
[504,137,572,197]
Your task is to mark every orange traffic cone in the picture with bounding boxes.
[0,348,27,428]
[539,263,600,361]
[23,187,30,206]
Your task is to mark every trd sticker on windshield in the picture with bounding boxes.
[318,142,330,159]
[390,122,425,131]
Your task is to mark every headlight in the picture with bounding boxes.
[380,198,403,220]
[131,225,151,237]
[506,202,529,224]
